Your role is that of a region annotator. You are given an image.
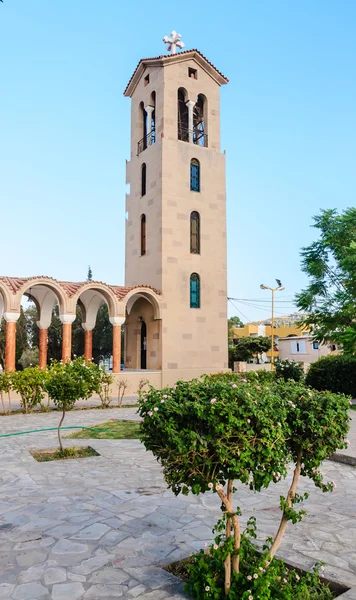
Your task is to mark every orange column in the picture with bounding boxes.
[39,328,48,370]
[84,329,93,362]
[112,325,121,373]
[5,321,17,372]
[62,324,72,362]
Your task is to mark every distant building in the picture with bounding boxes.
[278,335,340,364]
[231,314,309,363]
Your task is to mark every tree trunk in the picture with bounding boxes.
[217,484,241,575]
[57,406,66,452]
[224,479,233,595]
[270,450,302,558]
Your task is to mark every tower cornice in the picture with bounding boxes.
[124,49,229,97]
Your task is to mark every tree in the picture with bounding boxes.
[45,358,101,452]
[297,208,356,354]
[87,265,93,281]
[228,316,244,343]
[92,304,113,364]
[232,336,271,363]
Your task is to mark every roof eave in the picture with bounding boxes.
[124,49,228,97]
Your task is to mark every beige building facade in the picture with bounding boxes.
[124,49,229,386]
[0,46,229,390]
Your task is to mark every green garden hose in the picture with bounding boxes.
[0,426,110,438]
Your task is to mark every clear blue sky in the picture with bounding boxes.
[1,1,355,322]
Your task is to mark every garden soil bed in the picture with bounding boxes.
[164,556,350,598]
[30,446,99,462]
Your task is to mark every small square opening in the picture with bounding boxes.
[144,74,150,86]
[188,68,198,80]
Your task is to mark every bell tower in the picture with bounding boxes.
[124,37,229,384]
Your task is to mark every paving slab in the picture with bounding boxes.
[1,408,356,598]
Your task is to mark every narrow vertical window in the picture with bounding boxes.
[190,273,200,308]
[190,211,200,254]
[141,163,146,196]
[140,214,146,256]
[190,159,200,192]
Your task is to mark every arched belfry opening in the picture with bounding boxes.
[193,94,207,146]
[178,87,189,141]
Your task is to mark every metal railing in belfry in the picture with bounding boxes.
[177,127,208,147]
[137,130,156,155]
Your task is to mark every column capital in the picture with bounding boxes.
[186,99,196,109]
[144,104,154,114]
[3,312,20,323]
[81,323,95,331]
[59,314,76,325]
[36,321,49,330]
[109,316,125,326]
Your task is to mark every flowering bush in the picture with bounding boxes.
[138,377,349,598]
[275,359,304,382]
[11,367,48,413]
[186,517,333,599]
[45,357,101,451]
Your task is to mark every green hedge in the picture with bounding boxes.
[306,354,356,397]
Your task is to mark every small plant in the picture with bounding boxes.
[98,368,113,407]
[137,377,149,399]
[275,359,304,382]
[45,358,101,452]
[11,367,48,413]
[0,371,12,414]
[117,378,129,407]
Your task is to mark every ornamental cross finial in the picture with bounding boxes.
[163,31,185,54]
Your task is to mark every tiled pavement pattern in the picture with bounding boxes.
[1,408,356,598]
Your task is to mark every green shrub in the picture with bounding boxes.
[205,370,275,385]
[306,354,356,397]
[186,517,334,600]
[11,367,48,413]
[138,377,349,596]
[45,358,101,451]
[275,359,304,382]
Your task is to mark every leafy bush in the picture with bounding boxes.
[186,517,334,600]
[306,354,356,397]
[45,358,101,451]
[138,377,350,597]
[11,367,48,413]
[275,359,304,382]
[0,371,12,414]
[206,371,275,385]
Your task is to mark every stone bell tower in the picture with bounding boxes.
[124,34,229,384]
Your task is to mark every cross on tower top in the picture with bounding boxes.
[162,31,185,54]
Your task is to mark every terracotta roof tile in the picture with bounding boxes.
[0,276,161,301]
[124,48,228,95]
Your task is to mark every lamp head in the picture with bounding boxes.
[260,284,268,290]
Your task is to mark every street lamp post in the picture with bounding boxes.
[260,280,285,370]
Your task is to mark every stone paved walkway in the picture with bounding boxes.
[1,408,356,598]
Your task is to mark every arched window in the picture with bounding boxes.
[190,273,200,308]
[190,211,200,254]
[178,88,189,141]
[190,159,200,192]
[141,163,146,196]
[140,214,146,256]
